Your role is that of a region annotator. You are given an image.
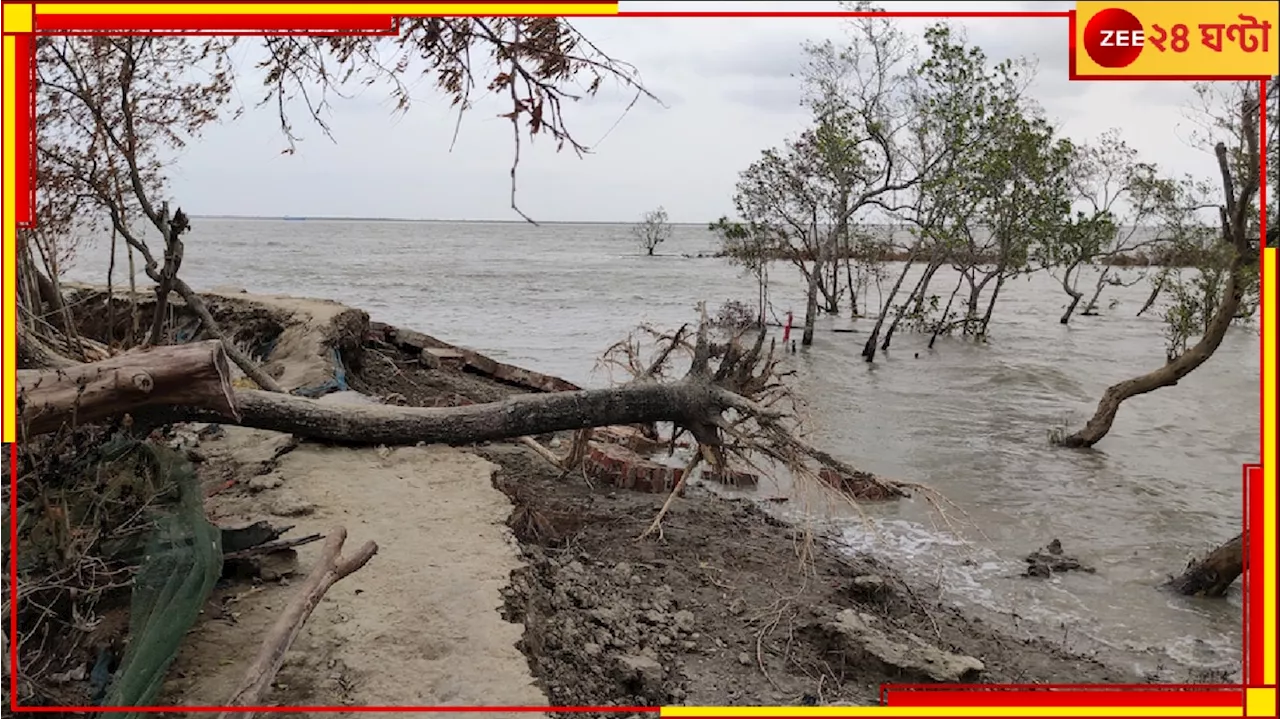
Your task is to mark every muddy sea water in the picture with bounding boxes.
[67,218,1258,679]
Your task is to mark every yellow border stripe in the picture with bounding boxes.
[2,35,16,445]
[35,3,618,15]
[660,708,1242,717]
[1264,246,1276,686]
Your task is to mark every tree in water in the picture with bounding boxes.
[951,95,1074,341]
[728,11,921,348]
[1037,130,1166,325]
[865,24,1072,353]
[862,24,994,360]
[633,206,672,256]
[1056,81,1261,448]
[709,217,776,326]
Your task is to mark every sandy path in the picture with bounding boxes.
[162,427,547,717]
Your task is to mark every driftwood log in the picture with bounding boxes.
[1165,532,1243,597]
[15,340,239,436]
[215,527,376,719]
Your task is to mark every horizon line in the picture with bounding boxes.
[191,214,718,225]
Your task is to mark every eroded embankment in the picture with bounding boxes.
[48,287,1144,713]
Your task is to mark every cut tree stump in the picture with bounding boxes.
[1165,532,1243,597]
[16,340,238,436]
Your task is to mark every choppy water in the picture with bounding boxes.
[66,218,1259,678]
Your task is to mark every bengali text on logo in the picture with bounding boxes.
[1074,2,1277,78]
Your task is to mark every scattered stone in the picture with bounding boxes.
[248,474,284,492]
[673,610,696,633]
[816,608,984,683]
[196,423,226,441]
[853,574,885,590]
[1024,539,1095,578]
[849,574,890,602]
[269,492,316,518]
[737,651,752,666]
[614,655,665,692]
[167,427,200,451]
[231,432,300,474]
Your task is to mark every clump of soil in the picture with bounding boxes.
[354,343,1138,715]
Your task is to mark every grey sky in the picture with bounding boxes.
[167,0,1220,224]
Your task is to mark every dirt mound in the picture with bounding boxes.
[62,284,368,393]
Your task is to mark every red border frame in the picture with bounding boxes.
[3,2,1272,715]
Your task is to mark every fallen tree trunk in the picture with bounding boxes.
[16,340,239,436]
[23,310,911,504]
[139,381,726,445]
[215,527,376,719]
[1164,532,1243,597]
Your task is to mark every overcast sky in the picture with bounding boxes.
[167,0,1219,224]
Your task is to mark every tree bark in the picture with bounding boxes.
[928,274,966,350]
[1136,272,1166,317]
[16,339,239,436]
[133,380,727,446]
[802,266,820,347]
[1164,532,1242,597]
[16,322,79,370]
[862,255,916,362]
[1081,265,1112,316]
[147,205,183,346]
[1059,262,1084,325]
[216,527,377,719]
[911,259,942,316]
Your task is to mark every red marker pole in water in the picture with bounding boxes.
[782,311,793,345]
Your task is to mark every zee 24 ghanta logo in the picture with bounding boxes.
[1083,7,1271,68]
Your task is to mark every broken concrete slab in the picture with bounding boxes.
[817,609,984,683]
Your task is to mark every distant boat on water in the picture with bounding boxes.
[283,216,307,221]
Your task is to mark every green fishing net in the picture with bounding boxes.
[99,440,223,711]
